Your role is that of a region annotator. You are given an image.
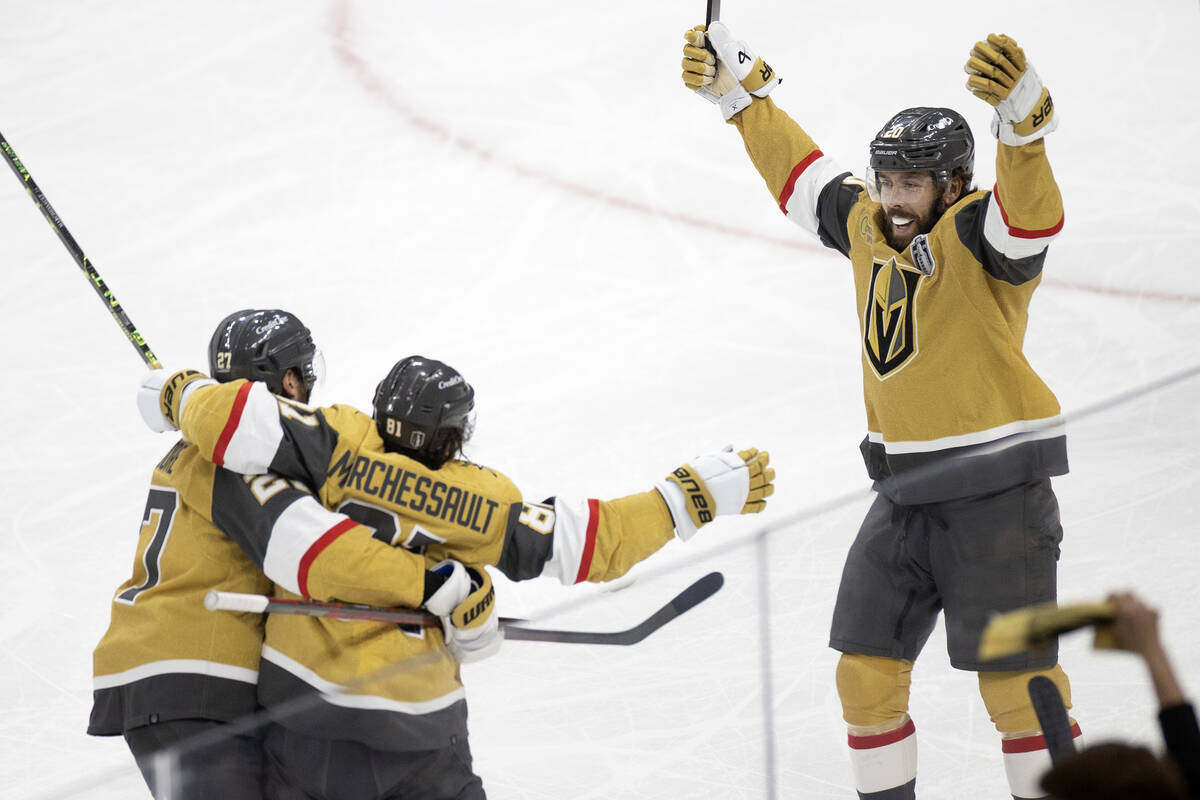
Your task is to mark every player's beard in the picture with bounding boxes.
[882,200,940,251]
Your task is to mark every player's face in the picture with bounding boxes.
[878,170,940,251]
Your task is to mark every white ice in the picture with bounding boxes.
[2,1,1199,797]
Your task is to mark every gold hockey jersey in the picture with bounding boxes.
[731,98,1067,503]
[174,379,678,751]
[90,437,428,736]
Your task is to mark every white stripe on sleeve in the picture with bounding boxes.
[982,192,1060,260]
[781,155,853,236]
[539,497,590,586]
[219,382,286,474]
[262,495,348,595]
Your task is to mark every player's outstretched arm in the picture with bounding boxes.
[962,33,1063,270]
[503,448,775,587]
[681,22,781,120]
[964,33,1056,146]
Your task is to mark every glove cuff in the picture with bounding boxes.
[161,370,216,429]
[720,86,753,120]
[991,102,1058,146]
[449,567,495,631]
[991,66,1056,145]
[654,470,710,541]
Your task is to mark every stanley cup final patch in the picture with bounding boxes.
[910,234,936,276]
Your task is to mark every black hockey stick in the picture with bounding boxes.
[1028,675,1077,762]
[0,130,161,367]
[206,571,724,646]
[704,0,721,60]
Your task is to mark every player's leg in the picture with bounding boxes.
[978,665,1081,800]
[830,494,941,799]
[836,653,918,799]
[124,718,264,799]
[934,478,1080,799]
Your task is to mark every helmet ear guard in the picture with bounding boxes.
[373,355,475,468]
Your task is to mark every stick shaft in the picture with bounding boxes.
[0,130,161,367]
[207,571,724,646]
[207,591,438,626]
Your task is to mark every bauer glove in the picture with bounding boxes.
[964,33,1056,145]
[137,368,215,433]
[423,560,502,663]
[681,23,781,120]
[655,446,775,540]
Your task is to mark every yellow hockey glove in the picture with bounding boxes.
[682,22,781,120]
[682,25,736,104]
[137,368,215,433]
[424,560,502,663]
[655,446,775,540]
[964,33,1056,145]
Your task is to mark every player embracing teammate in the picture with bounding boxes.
[683,22,1076,800]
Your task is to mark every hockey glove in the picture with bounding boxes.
[655,447,775,541]
[682,23,781,120]
[964,33,1056,145]
[137,368,215,433]
[424,560,502,663]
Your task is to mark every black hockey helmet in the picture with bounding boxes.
[868,107,974,189]
[208,309,320,397]
[373,355,475,468]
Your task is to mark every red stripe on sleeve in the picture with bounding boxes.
[573,498,600,584]
[1001,723,1082,754]
[991,184,1065,240]
[847,718,916,750]
[212,381,254,467]
[297,518,358,599]
[777,150,824,213]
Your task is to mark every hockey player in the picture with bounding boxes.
[142,354,775,799]
[94,311,469,799]
[682,27,1076,799]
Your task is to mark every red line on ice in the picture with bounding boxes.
[327,0,1200,306]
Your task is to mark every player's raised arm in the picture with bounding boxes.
[965,33,1064,271]
[681,22,851,239]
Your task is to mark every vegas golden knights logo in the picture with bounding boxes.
[863,257,923,378]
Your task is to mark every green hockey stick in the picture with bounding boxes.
[1,130,161,368]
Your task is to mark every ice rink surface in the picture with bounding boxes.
[2,1,1199,797]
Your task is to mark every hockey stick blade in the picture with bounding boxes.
[206,571,724,647]
[1028,675,1077,762]
[503,571,724,645]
